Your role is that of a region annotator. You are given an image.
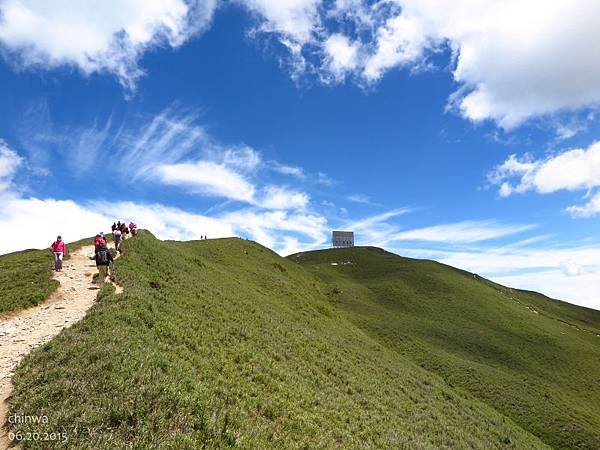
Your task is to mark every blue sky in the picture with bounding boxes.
[1,0,599,309]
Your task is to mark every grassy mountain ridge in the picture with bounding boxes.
[289,246,600,449]
[9,232,548,448]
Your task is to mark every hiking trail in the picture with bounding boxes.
[0,244,122,448]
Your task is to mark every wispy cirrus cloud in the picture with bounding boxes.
[267,160,304,178]
[390,221,537,244]
[1,107,331,255]
[347,193,379,206]
[17,106,332,211]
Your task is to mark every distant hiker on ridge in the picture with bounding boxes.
[49,235,68,271]
[111,222,117,232]
[95,243,113,287]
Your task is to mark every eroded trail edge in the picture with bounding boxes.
[0,245,121,448]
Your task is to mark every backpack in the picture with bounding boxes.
[97,249,109,265]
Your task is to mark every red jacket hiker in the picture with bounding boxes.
[51,240,66,254]
[94,235,107,251]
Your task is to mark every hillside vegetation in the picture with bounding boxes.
[290,246,600,450]
[9,232,548,449]
[0,249,59,315]
[0,236,110,315]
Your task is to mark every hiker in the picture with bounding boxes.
[49,235,68,271]
[94,233,107,252]
[129,222,138,236]
[95,243,113,286]
[111,222,117,232]
[113,227,122,252]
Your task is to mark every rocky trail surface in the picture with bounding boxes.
[0,245,121,448]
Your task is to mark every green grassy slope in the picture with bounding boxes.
[289,247,600,450]
[0,235,111,315]
[9,232,547,449]
[0,249,59,315]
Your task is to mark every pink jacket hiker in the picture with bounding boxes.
[51,240,66,253]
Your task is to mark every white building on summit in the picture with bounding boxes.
[331,231,354,248]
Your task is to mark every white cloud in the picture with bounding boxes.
[382,0,600,127]
[4,1,600,126]
[223,208,327,248]
[323,33,359,81]
[156,160,256,203]
[0,0,217,89]
[489,141,600,216]
[0,193,111,253]
[240,0,600,127]
[361,9,429,82]
[0,193,328,256]
[0,141,23,191]
[490,142,600,195]
[257,185,309,210]
[156,157,314,210]
[560,260,589,277]
[566,193,600,218]
[240,0,321,44]
[391,221,536,244]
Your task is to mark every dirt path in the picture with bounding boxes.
[0,245,122,448]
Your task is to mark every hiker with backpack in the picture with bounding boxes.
[49,236,68,271]
[94,233,107,251]
[113,227,122,253]
[95,243,113,286]
[117,223,126,240]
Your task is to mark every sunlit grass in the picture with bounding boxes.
[9,232,547,448]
